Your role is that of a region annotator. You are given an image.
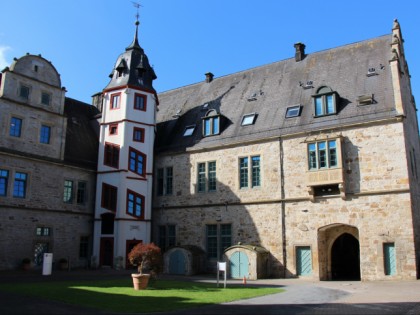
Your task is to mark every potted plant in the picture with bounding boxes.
[22,258,31,271]
[128,243,163,290]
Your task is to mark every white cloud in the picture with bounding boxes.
[0,46,11,69]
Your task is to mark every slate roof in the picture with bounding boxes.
[156,34,396,153]
[104,22,157,92]
[64,98,99,169]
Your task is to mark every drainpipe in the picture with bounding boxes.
[279,137,287,278]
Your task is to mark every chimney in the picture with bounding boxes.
[205,72,214,83]
[294,42,306,62]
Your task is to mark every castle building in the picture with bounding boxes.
[153,20,420,280]
[0,19,419,281]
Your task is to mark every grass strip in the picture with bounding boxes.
[0,278,283,313]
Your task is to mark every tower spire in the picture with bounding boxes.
[126,2,142,51]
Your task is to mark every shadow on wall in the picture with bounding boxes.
[343,138,361,194]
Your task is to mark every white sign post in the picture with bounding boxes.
[217,262,227,288]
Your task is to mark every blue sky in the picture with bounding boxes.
[1,0,419,122]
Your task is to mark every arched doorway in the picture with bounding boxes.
[318,224,361,281]
[331,233,360,280]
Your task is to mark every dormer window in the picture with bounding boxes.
[241,113,257,126]
[312,86,338,117]
[202,110,220,137]
[183,125,196,137]
[285,105,302,118]
[116,59,127,77]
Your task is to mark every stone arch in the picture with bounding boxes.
[318,223,360,280]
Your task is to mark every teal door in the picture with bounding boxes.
[384,243,396,275]
[296,246,312,276]
[230,251,249,278]
[169,250,186,275]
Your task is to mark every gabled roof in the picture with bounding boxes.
[64,98,99,169]
[156,34,396,153]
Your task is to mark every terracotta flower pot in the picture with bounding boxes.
[131,273,150,290]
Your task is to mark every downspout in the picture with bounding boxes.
[279,137,287,278]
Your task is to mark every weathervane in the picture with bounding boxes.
[131,1,142,22]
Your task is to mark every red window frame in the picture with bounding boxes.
[128,147,146,176]
[133,127,145,142]
[109,124,118,136]
[101,183,118,211]
[110,93,121,110]
[126,189,145,219]
[104,142,120,168]
[134,93,147,111]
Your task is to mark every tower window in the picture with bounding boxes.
[134,93,147,111]
[104,142,120,168]
[126,190,145,219]
[110,93,121,109]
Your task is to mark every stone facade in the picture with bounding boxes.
[0,54,97,270]
[153,20,420,281]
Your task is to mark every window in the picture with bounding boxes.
[40,125,51,144]
[239,155,261,189]
[10,117,22,137]
[129,147,146,176]
[313,86,337,117]
[41,92,50,106]
[77,181,87,204]
[133,127,145,142]
[157,167,173,196]
[13,172,27,198]
[109,124,118,135]
[158,225,176,251]
[79,236,89,259]
[308,140,337,170]
[110,93,121,109]
[208,161,217,191]
[251,156,261,187]
[206,224,232,259]
[197,163,206,192]
[63,180,73,203]
[134,93,147,111]
[36,227,51,236]
[241,113,257,126]
[183,125,195,137]
[203,110,220,136]
[197,161,217,193]
[285,105,302,118]
[104,142,120,168]
[19,85,30,100]
[0,169,9,196]
[101,183,117,211]
[127,190,144,219]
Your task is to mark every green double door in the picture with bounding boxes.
[230,251,249,278]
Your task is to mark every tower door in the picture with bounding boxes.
[168,249,186,275]
[100,237,114,267]
[296,246,312,276]
[331,233,360,280]
[230,251,249,279]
